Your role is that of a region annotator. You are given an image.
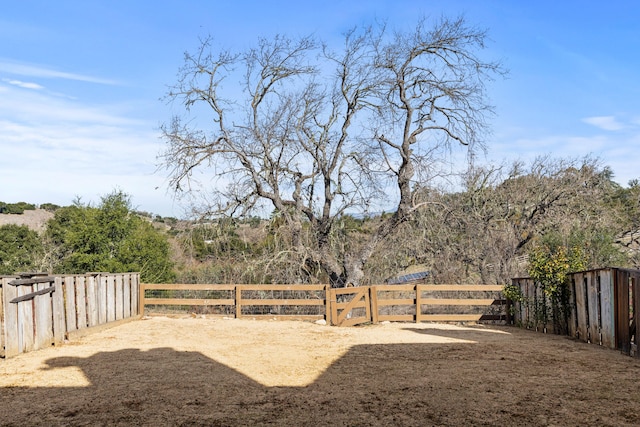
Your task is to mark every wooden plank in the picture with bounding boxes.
[115,274,124,320]
[34,282,53,350]
[144,298,236,306]
[75,275,87,329]
[419,298,498,306]
[415,283,423,322]
[86,275,99,327]
[106,275,116,322]
[130,273,139,315]
[587,271,601,345]
[142,283,236,291]
[330,289,338,326]
[324,284,331,324]
[615,269,631,353]
[0,282,3,357]
[374,284,418,292]
[419,285,504,292]
[568,277,578,338]
[123,273,131,318]
[98,275,107,325]
[8,286,54,303]
[363,288,371,322]
[574,273,588,342]
[52,277,66,345]
[599,270,615,349]
[137,280,144,316]
[370,286,379,324]
[8,276,56,286]
[64,275,77,332]
[634,273,640,358]
[235,285,242,318]
[2,277,20,357]
[18,283,35,353]
[239,299,325,306]
[223,284,326,291]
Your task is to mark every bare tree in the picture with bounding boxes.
[160,17,503,286]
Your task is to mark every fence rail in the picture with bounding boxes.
[142,283,506,326]
[1,272,140,359]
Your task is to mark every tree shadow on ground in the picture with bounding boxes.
[1,332,640,426]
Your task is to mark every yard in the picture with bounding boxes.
[1,316,639,426]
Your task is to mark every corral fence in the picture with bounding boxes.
[141,283,507,327]
[510,267,640,357]
[1,272,140,359]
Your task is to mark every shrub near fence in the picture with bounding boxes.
[1,272,140,359]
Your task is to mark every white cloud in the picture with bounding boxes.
[0,59,119,85]
[582,115,625,131]
[0,81,181,217]
[2,78,43,90]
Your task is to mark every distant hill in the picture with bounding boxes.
[0,209,54,232]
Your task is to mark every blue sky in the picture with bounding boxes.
[1,1,639,217]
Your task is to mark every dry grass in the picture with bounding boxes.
[0,209,53,232]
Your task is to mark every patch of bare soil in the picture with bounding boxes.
[0,209,54,232]
[1,317,639,426]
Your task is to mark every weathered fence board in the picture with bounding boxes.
[86,275,98,327]
[511,268,640,357]
[98,275,107,325]
[64,275,77,332]
[2,277,19,357]
[1,273,140,359]
[75,276,87,330]
[18,283,35,352]
[115,274,124,321]
[52,277,66,344]
[123,273,131,318]
[34,282,53,350]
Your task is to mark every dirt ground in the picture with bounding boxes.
[1,316,640,426]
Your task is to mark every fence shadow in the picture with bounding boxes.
[401,325,512,342]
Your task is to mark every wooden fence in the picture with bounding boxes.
[1,272,140,359]
[142,283,506,327]
[510,267,640,357]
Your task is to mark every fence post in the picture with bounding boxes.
[324,284,331,324]
[235,285,242,318]
[138,282,145,316]
[370,286,379,324]
[415,284,422,323]
[0,278,3,357]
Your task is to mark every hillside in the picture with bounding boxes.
[0,209,54,232]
